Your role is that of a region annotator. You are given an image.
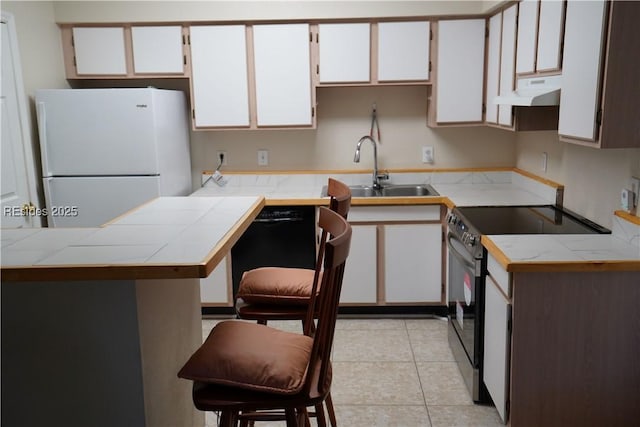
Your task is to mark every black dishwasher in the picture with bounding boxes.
[231,206,316,298]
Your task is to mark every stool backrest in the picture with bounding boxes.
[306,179,351,336]
[303,206,352,398]
[327,178,352,219]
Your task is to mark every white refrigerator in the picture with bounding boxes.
[36,88,192,227]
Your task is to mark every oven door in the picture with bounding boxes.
[447,232,484,370]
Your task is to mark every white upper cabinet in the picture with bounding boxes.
[516,0,565,74]
[318,23,370,83]
[515,0,538,74]
[485,13,502,124]
[253,24,313,127]
[558,0,607,141]
[498,5,517,127]
[131,26,184,74]
[189,25,250,128]
[72,27,127,75]
[435,19,485,123]
[536,0,564,72]
[377,21,430,81]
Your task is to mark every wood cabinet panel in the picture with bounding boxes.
[200,256,231,305]
[189,25,250,128]
[377,21,430,82]
[536,0,564,72]
[253,24,313,127]
[341,225,378,304]
[485,13,502,125]
[384,224,442,303]
[434,19,485,123]
[72,27,127,75]
[318,23,370,83]
[498,5,517,127]
[515,0,539,75]
[131,26,184,74]
[483,274,511,423]
[558,0,607,141]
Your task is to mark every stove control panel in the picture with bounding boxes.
[447,211,480,249]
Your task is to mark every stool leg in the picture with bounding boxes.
[325,393,337,427]
[315,403,327,427]
[285,408,299,427]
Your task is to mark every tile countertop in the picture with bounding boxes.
[194,168,640,271]
[0,196,265,281]
[482,212,640,272]
[192,169,558,207]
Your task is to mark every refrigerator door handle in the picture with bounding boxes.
[36,101,50,176]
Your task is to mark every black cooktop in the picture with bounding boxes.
[455,205,610,235]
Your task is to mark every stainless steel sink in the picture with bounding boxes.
[321,184,438,198]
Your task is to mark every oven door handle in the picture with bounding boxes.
[447,233,479,273]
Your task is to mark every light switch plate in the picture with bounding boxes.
[258,149,269,166]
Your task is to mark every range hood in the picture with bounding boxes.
[494,75,562,107]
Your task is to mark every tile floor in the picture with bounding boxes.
[201,317,503,427]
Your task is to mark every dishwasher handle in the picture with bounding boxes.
[253,217,304,224]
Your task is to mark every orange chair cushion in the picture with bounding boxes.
[178,320,313,395]
[236,267,320,306]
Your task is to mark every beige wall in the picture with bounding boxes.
[516,132,640,228]
[191,86,516,174]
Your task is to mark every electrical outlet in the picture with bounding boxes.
[216,151,227,166]
[422,146,434,164]
[541,152,548,172]
[258,149,269,166]
[631,176,640,207]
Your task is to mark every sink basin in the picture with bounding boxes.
[321,184,438,198]
[380,185,436,197]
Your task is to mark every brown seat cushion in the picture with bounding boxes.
[178,321,313,395]
[236,267,321,306]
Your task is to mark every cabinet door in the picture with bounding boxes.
[131,26,184,74]
[484,274,511,423]
[341,225,377,304]
[435,19,485,123]
[190,25,250,128]
[515,0,539,74]
[200,257,231,305]
[72,27,127,75]
[253,24,313,127]
[498,5,517,127]
[384,224,442,303]
[378,21,430,82]
[485,13,502,124]
[536,0,565,72]
[318,23,370,83]
[558,0,608,141]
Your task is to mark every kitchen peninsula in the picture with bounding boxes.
[1,196,264,427]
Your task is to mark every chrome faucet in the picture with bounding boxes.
[353,135,389,190]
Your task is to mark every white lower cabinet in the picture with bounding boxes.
[343,205,443,306]
[200,256,231,305]
[341,225,378,304]
[384,224,442,303]
[483,264,512,423]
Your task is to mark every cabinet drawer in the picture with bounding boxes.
[487,252,511,297]
[349,205,440,222]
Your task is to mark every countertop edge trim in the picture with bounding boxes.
[615,210,640,226]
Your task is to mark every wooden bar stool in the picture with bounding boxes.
[233,178,350,426]
[178,206,352,427]
[234,178,351,327]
